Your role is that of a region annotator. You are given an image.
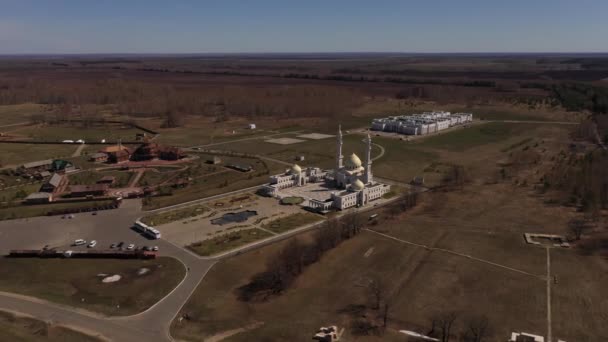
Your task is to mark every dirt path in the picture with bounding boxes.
[128,169,145,187]
[205,322,264,342]
[72,143,86,157]
[365,228,544,279]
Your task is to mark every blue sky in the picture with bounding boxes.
[0,0,606,54]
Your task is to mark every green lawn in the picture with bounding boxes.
[68,170,133,188]
[13,124,145,143]
[141,204,209,226]
[262,213,323,234]
[415,122,532,151]
[142,158,284,210]
[0,200,115,221]
[0,257,185,316]
[187,229,273,256]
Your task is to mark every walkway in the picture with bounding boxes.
[365,228,544,279]
[71,143,87,157]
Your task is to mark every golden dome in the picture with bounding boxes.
[352,179,365,191]
[347,153,362,168]
[291,164,302,174]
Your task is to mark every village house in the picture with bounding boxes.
[97,175,116,186]
[89,152,109,163]
[68,184,110,197]
[39,173,69,194]
[24,192,54,204]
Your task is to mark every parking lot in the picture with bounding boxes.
[0,200,152,255]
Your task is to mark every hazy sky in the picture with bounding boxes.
[1,0,606,54]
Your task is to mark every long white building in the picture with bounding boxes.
[263,126,390,211]
[371,111,473,135]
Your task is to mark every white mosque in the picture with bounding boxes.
[262,126,391,211]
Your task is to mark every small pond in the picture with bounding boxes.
[211,210,258,226]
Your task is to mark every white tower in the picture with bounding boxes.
[336,124,344,170]
[364,133,373,184]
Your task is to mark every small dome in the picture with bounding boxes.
[291,164,302,174]
[347,153,362,168]
[351,179,365,191]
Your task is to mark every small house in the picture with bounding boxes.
[89,152,108,163]
[69,184,109,198]
[206,156,222,165]
[24,192,53,204]
[226,163,253,172]
[97,176,116,186]
[40,173,69,194]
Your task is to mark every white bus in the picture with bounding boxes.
[134,220,161,239]
[144,227,162,240]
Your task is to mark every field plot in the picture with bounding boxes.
[0,257,185,316]
[187,228,274,256]
[261,212,322,234]
[0,104,45,126]
[0,200,115,221]
[0,143,77,167]
[0,310,101,342]
[68,170,133,188]
[9,123,146,143]
[172,179,607,342]
[141,204,209,226]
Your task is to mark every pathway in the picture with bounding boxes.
[128,169,145,188]
[365,228,544,279]
[189,130,304,149]
[72,143,87,157]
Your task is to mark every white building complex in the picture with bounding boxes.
[371,111,473,135]
[263,126,391,211]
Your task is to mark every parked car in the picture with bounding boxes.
[110,243,117,249]
[142,246,150,251]
[127,244,135,250]
[152,246,159,251]
[42,245,50,251]
[73,239,86,246]
[92,211,98,216]
[117,242,124,248]
[88,240,97,248]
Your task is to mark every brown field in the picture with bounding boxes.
[0,310,101,342]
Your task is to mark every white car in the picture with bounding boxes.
[73,239,86,246]
[127,244,135,250]
[87,240,97,248]
[152,246,159,251]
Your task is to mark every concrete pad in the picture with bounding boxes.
[297,133,335,140]
[265,137,305,145]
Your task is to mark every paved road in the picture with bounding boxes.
[0,198,216,342]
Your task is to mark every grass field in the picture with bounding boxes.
[187,228,274,256]
[0,257,185,316]
[0,200,116,221]
[68,170,133,188]
[0,104,45,125]
[0,143,77,167]
[261,212,323,234]
[12,124,145,143]
[414,122,529,151]
[141,204,209,226]
[172,182,607,342]
[142,158,284,210]
[0,310,101,342]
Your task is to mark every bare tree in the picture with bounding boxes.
[356,276,385,310]
[568,218,589,240]
[430,311,458,342]
[462,315,490,342]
